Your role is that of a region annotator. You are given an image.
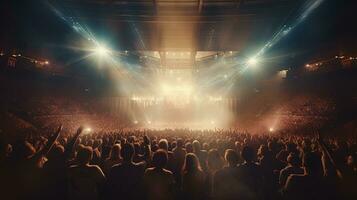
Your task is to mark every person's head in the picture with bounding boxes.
[257,145,269,157]
[207,148,223,171]
[158,139,169,151]
[152,149,168,169]
[134,143,141,155]
[241,145,255,162]
[287,153,301,167]
[110,144,121,160]
[12,140,36,160]
[93,139,102,149]
[286,142,297,152]
[347,155,355,166]
[303,152,322,175]
[225,149,239,167]
[176,138,184,148]
[169,141,177,150]
[185,142,193,153]
[77,146,93,165]
[183,153,201,173]
[48,144,65,160]
[302,139,312,153]
[268,140,277,152]
[202,143,209,151]
[0,141,11,157]
[121,143,134,162]
[143,135,150,146]
[192,140,201,152]
[152,144,159,152]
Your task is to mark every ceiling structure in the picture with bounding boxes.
[53,0,302,51]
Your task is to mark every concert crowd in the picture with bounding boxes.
[0,127,356,200]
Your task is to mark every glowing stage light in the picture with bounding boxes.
[247,57,258,66]
[210,120,215,125]
[269,127,274,132]
[147,120,152,124]
[160,83,193,96]
[133,120,138,124]
[95,45,110,56]
[44,60,49,65]
[83,127,92,134]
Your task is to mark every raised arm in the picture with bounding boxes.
[31,125,62,165]
[317,132,343,179]
[64,126,84,159]
[38,125,62,156]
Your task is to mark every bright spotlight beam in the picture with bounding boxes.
[247,57,258,66]
[255,0,325,57]
[95,45,110,56]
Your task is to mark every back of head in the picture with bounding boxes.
[110,144,121,159]
[176,138,183,148]
[225,149,239,166]
[158,139,169,151]
[185,142,193,153]
[121,143,134,161]
[208,149,223,170]
[258,145,269,157]
[152,149,168,169]
[48,144,65,160]
[192,140,201,152]
[77,146,93,165]
[241,146,255,163]
[202,143,209,151]
[93,139,102,149]
[287,153,301,167]
[12,140,36,160]
[303,152,321,175]
[183,153,201,173]
[286,142,297,152]
[143,135,150,146]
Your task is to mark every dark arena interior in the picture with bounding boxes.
[0,0,356,200]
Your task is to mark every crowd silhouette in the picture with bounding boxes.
[0,127,356,200]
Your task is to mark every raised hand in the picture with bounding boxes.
[64,126,84,159]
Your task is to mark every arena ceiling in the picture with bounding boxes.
[50,0,301,51]
[1,0,355,69]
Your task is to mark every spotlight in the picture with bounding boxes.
[247,57,258,66]
[133,120,138,124]
[84,127,92,134]
[44,60,49,65]
[95,45,109,56]
[269,127,274,132]
[147,120,152,124]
